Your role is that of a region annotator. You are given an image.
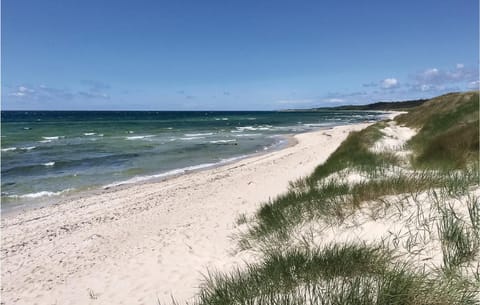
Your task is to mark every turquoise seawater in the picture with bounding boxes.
[1,110,387,210]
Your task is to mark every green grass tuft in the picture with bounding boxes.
[307,122,397,184]
[192,244,475,305]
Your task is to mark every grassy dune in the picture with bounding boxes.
[172,92,480,305]
[397,91,479,168]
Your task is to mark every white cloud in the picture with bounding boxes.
[413,65,477,88]
[8,92,26,97]
[324,98,345,103]
[420,84,432,92]
[7,85,35,97]
[423,68,439,77]
[467,80,480,89]
[5,82,111,102]
[381,78,399,89]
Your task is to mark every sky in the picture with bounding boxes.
[2,0,478,110]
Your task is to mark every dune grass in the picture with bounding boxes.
[189,244,478,305]
[436,192,480,274]
[244,164,478,246]
[306,122,397,184]
[397,91,479,169]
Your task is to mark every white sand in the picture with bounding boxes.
[1,123,372,305]
[372,120,416,154]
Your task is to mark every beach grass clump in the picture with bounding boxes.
[191,243,473,305]
[307,123,398,185]
[253,180,349,235]
[436,193,480,273]
[415,121,479,168]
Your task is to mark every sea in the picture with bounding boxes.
[1,110,388,211]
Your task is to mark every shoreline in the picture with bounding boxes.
[1,132,298,217]
[1,122,374,305]
[2,110,394,215]
[4,116,386,217]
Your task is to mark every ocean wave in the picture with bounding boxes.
[236,126,257,131]
[21,146,37,151]
[180,137,205,141]
[84,132,96,136]
[1,147,17,152]
[236,125,272,131]
[233,133,262,137]
[43,162,55,167]
[209,139,237,144]
[184,132,214,137]
[6,189,72,199]
[42,136,63,140]
[103,155,251,189]
[125,135,155,140]
[303,123,331,127]
[103,163,215,188]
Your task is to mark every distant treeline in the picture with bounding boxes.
[331,99,428,110]
[283,98,429,112]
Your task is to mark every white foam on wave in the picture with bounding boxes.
[84,133,96,136]
[39,140,52,143]
[1,147,17,152]
[126,135,155,140]
[103,163,215,188]
[43,162,55,167]
[209,139,236,144]
[184,133,214,137]
[236,125,272,131]
[236,126,257,131]
[103,154,251,189]
[42,136,63,140]
[303,123,331,127]
[233,133,262,137]
[21,146,37,151]
[7,188,73,199]
[180,137,205,141]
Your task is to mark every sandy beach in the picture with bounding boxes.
[1,123,372,305]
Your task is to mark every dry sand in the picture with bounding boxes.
[1,123,372,305]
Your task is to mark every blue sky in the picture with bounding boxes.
[2,0,478,110]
